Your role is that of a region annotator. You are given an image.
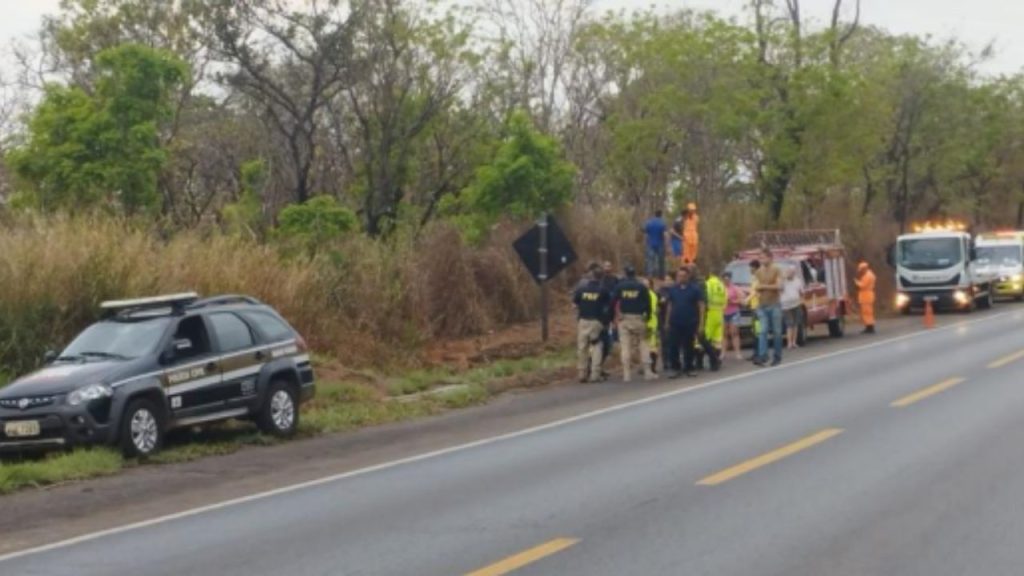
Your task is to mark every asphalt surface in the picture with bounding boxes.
[4,307,1024,575]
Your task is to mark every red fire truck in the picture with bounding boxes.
[723,229,850,345]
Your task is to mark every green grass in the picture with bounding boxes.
[0,449,123,494]
[0,349,574,495]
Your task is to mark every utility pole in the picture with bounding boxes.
[538,213,549,342]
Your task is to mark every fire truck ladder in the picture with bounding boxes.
[748,229,842,249]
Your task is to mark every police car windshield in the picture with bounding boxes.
[975,245,1022,266]
[62,318,171,361]
[899,238,962,271]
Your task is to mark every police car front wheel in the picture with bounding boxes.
[258,381,298,437]
[120,398,164,459]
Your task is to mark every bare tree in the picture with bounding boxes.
[476,0,592,132]
[333,0,471,236]
[209,0,358,204]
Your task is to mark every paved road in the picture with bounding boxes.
[4,308,1024,575]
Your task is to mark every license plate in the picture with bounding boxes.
[4,420,41,438]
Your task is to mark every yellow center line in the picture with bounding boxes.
[890,377,966,408]
[989,349,1024,369]
[465,538,580,576]
[697,428,843,486]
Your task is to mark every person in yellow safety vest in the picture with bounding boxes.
[682,202,700,265]
[643,277,660,374]
[704,271,727,367]
[854,261,877,334]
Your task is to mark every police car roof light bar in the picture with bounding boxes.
[100,292,200,317]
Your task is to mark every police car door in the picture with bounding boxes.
[207,313,263,410]
[162,315,224,418]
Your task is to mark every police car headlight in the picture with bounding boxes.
[895,293,910,308]
[67,384,112,406]
[953,290,970,305]
[1012,274,1023,283]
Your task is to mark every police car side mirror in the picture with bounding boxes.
[161,339,193,364]
[43,350,58,364]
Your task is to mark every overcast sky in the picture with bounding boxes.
[1,0,1021,76]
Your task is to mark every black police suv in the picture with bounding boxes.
[0,293,315,458]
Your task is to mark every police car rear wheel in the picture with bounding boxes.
[258,381,298,437]
[120,399,164,459]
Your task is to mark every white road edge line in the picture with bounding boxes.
[0,310,1017,564]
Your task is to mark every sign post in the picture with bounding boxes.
[538,214,549,342]
[512,215,577,343]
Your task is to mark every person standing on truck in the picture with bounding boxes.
[855,261,877,334]
[573,268,610,383]
[670,212,684,264]
[723,272,744,361]
[683,203,700,265]
[644,210,668,278]
[612,265,655,382]
[753,249,784,367]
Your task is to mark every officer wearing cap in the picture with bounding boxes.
[573,268,610,383]
[612,265,655,382]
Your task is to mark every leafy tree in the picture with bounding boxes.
[7,44,187,214]
[447,111,574,242]
[276,195,359,254]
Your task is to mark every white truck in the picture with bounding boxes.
[892,225,999,313]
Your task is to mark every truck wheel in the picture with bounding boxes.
[120,398,164,459]
[257,381,299,437]
[828,317,845,338]
[978,289,994,310]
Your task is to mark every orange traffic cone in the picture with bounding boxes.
[924,300,935,329]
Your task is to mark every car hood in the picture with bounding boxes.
[0,361,135,397]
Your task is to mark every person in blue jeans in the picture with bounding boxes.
[752,248,784,366]
[643,210,667,278]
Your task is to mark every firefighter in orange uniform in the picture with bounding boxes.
[855,261,876,334]
[682,202,699,265]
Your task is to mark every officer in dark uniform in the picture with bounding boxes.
[612,265,654,382]
[664,266,706,378]
[573,269,610,383]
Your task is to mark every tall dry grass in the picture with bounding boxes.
[0,202,895,376]
[0,214,576,374]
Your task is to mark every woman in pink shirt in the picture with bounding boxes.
[723,272,745,360]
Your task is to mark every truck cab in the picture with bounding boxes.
[894,227,996,312]
[974,232,1024,301]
